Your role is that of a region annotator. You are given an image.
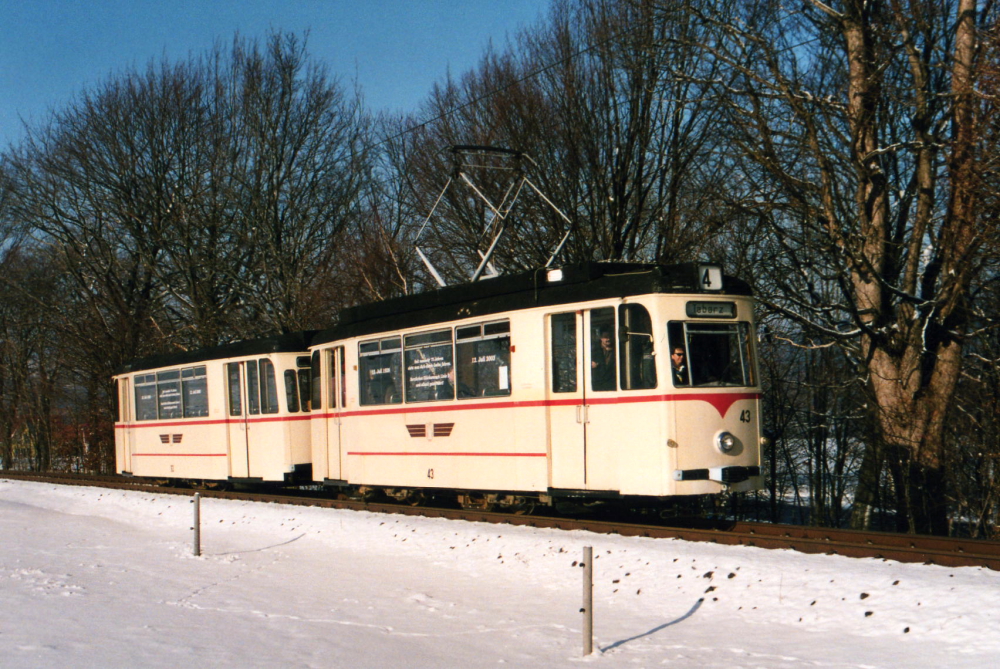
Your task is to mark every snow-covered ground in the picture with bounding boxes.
[2,478,998,668]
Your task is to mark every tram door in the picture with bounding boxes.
[547,312,587,489]
[548,309,623,491]
[226,361,251,478]
[324,347,346,481]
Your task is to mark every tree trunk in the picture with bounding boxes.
[849,439,882,531]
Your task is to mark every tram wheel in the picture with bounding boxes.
[458,492,496,512]
[510,500,536,515]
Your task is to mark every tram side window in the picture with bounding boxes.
[339,348,347,407]
[156,370,182,419]
[285,370,300,412]
[551,313,578,393]
[669,321,756,387]
[134,367,209,421]
[405,329,454,402]
[667,322,689,387]
[181,366,208,417]
[590,307,616,392]
[292,356,311,412]
[247,362,260,414]
[135,374,158,420]
[259,359,279,414]
[327,347,346,408]
[298,369,311,412]
[735,323,756,386]
[456,320,511,398]
[310,351,322,410]
[618,304,656,390]
[227,363,242,416]
[359,337,403,405]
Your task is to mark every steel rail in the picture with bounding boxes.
[4,471,999,571]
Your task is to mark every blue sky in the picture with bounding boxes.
[0,0,547,147]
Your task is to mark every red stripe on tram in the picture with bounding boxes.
[313,391,760,421]
[131,453,228,457]
[347,451,547,458]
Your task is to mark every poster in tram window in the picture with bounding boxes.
[135,375,158,420]
[156,370,182,419]
[182,367,208,417]
[456,337,511,398]
[404,339,454,403]
[359,338,403,406]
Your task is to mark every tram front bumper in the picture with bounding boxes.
[673,466,761,484]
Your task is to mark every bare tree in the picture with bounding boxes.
[2,31,373,471]
[0,245,67,471]
[391,0,735,284]
[692,0,996,533]
[225,33,373,332]
[328,112,427,302]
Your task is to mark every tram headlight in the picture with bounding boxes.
[717,431,736,454]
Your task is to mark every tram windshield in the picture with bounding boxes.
[668,321,755,387]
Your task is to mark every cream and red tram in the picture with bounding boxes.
[114,333,314,483]
[308,262,763,507]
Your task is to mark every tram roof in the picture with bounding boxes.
[313,261,751,346]
[117,331,317,375]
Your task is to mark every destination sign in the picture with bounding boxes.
[686,301,737,318]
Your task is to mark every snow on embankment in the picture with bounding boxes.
[2,478,997,668]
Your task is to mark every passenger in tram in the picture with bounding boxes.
[640,340,657,389]
[454,366,480,399]
[591,327,616,390]
[437,368,456,400]
[383,383,400,404]
[671,346,689,386]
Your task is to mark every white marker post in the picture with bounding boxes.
[582,545,593,655]
[192,493,201,557]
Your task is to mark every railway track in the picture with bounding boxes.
[5,470,1000,571]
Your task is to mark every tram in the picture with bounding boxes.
[113,262,762,507]
[113,333,314,483]
[307,261,762,508]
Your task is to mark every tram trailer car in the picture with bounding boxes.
[114,332,315,483]
[308,262,763,508]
